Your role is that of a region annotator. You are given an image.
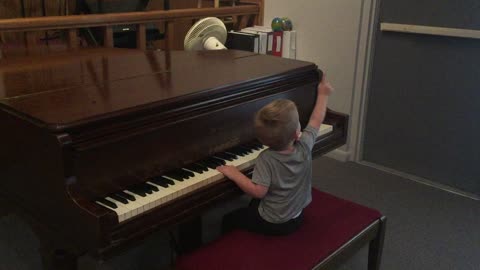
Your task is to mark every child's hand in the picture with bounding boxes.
[318,75,334,96]
[217,165,242,181]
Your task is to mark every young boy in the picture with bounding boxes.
[217,76,334,236]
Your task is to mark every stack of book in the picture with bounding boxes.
[225,26,296,59]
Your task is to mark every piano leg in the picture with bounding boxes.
[177,216,203,254]
[40,248,78,270]
[0,196,7,218]
[0,208,78,270]
[31,220,79,270]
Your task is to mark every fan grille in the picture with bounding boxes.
[184,17,227,50]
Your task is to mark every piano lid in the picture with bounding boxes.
[0,49,317,132]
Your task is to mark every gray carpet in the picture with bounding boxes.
[312,157,480,270]
[1,157,479,270]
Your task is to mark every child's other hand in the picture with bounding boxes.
[318,75,334,96]
[216,165,242,180]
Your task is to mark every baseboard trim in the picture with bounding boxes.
[359,161,480,201]
[325,149,350,162]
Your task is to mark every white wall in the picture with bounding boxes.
[264,0,376,161]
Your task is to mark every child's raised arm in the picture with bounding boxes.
[307,75,334,130]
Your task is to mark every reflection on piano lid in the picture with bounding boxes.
[96,125,333,223]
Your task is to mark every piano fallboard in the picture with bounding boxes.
[0,48,348,257]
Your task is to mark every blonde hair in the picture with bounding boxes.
[254,99,299,151]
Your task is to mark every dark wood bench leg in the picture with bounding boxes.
[178,216,203,254]
[41,248,78,270]
[0,195,9,218]
[368,216,387,270]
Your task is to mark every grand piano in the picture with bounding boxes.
[0,48,348,267]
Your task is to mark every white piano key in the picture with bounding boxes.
[162,175,191,196]
[148,181,180,206]
[111,197,138,218]
[124,191,151,212]
[138,189,159,211]
[104,197,130,222]
[318,124,333,137]
[146,182,176,206]
[145,187,166,208]
[121,192,145,216]
[176,171,206,190]
[95,200,128,223]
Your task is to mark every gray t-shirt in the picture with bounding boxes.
[252,125,318,223]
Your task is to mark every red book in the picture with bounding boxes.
[272,31,283,57]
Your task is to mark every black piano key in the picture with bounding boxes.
[173,168,192,179]
[199,163,210,172]
[171,170,188,179]
[117,191,136,201]
[220,152,238,159]
[245,142,262,151]
[171,169,187,179]
[238,145,254,153]
[254,142,265,149]
[153,175,175,185]
[227,147,247,156]
[110,194,128,204]
[235,146,251,153]
[184,164,205,174]
[225,150,243,157]
[164,173,183,182]
[164,178,175,185]
[213,153,227,160]
[193,162,208,172]
[98,198,118,209]
[196,163,209,172]
[213,155,229,162]
[181,169,194,178]
[242,143,256,150]
[162,176,176,185]
[196,160,215,170]
[140,184,153,194]
[134,183,150,194]
[153,181,169,188]
[164,171,184,181]
[180,168,195,177]
[150,177,170,188]
[212,156,227,165]
[197,160,217,169]
[145,182,159,192]
[214,153,235,161]
[137,186,150,195]
[206,157,224,166]
[127,187,146,197]
[203,159,221,168]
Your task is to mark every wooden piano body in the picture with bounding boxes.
[0,48,348,267]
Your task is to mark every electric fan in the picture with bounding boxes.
[184,17,227,51]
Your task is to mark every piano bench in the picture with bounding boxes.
[175,188,386,270]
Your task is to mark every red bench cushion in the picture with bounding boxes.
[176,188,382,270]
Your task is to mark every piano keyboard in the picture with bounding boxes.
[95,124,333,223]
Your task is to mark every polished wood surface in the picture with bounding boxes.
[0,49,315,129]
[0,49,348,264]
